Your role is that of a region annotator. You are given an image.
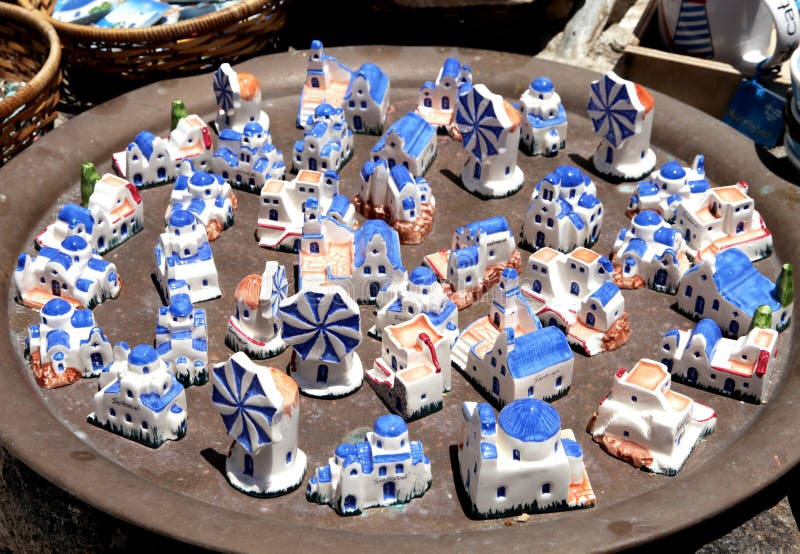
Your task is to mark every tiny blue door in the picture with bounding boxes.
[492,377,500,396]
[586,312,595,328]
[536,232,545,248]
[344,495,356,512]
[724,378,736,394]
[354,116,363,131]
[383,482,396,500]
[655,269,667,288]
[316,364,328,383]
[369,282,380,298]
[687,367,698,382]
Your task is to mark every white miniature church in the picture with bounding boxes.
[213,122,286,194]
[626,155,709,221]
[371,112,437,178]
[517,76,567,157]
[155,282,208,387]
[343,63,390,135]
[416,57,472,132]
[292,103,354,174]
[167,164,237,242]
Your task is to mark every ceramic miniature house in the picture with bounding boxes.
[343,63,390,135]
[212,122,286,194]
[519,165,602,252]
[214,63,271,133]
[520,247,629,356]
[586,358,717,475]
[456,83,524,198]
[296,198,356,290]
[626,155,709,221]
[676,248,793,337]
[212,352,307,497]
[155,283,208,387]
[416,57,472,132]
[517,76,568,157]
[280,284,363,398]
[423,216,521,310]
[351,219,406,303]
[353,159,436,244]
[293,103,354,174]
[452,268,574,407]
[25,298,113,388]
[371,265,459,344]
[115,114,213,188]
[611,210,691,293]
[366,313,452,420]
[37,174,144,256]
[371,112,437,178]
[297,40,353,128]
[166,164,237,242]
[458,399,595,518]
[153,209,221,304]
[88,344,187,448]
[659,318,779,403]
[587,71,656,180]
[226,261,288,359]
[672,181,773,262]
[307,414,432,515]
[15,235,122,310]
[256,169,355,252]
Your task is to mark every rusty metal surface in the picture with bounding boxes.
[0,46,798,552]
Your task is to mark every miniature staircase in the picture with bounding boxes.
[450,336,472,369]
[671,0,714,58]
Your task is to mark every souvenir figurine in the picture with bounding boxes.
[214,63,270,133]
[307,414,432,515]
[280,284,363,398]
[256,170,355,252]
[519,165,602,253]
[626,155,709,221]
[153,209,221,304]
[521,247,629,356]
[586,71,656,180]
[166,162,237,241]
[455,83,524,198]
[296,197,356,290]
[297,40,353,128]
[25,298,112,388]
[212,122,286,194]
[212,352,307,497]
[366,313,451,420]
[88,344,187,448]
[350,219,406,303]
[15,235,122,310]
[659,318,778,404]
[676,249,793,337]
[155,281,208,387]
[343,63,390,135]
[416,57,472,134]
[517,76,567,157]
[226,261,289,359]
[353,159,436,245]
[587,359,717,475]
[452,268,574,407]
[458,399,595,518]
[371,265,458,344]
[611,210,691,293]
[672,181,773,262]
[423,216,521,310]
[292,103,354,174]
[371,112,437,178]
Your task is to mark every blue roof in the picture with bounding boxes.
[39,247,72,269]
[402,197,415,210]
[173,175,188,191]
[169,294,194,318]
[466,216,509,237]
[577,193,600,209]
[562,438,583,458]
[129,344,159,366]
[498,397,561,443]
[556,198,572,219]
[189,171,215,187]
[623,238,648,258]
[691,318,722,358]
[314,103,335,119]
[243,121,263,136]
[140,375,184,413]
[531,76,554,93]
[410,441,425,465]
[481,442,498,459]
[42,298,72,317]
[409,266,437,285]
[335,443,356,459]
[507,326,573,379]
[390,164,415,192]
[453,246,479,269]
[554,165,584,187]
[568,212,585,231]
[441,57,462,78]
[327,194,351,217]
[305,197,318,210]
[478,403,496,435]
[590,282,620,307]
[427,301,457,327]
[374,414,407,437]
[373,112,434,159]
[354,220,403,270]
[712,248,781,313]
[373,452,410,463]
[187,198,206,215]
[71,309,95,328]
[62,235,88,252]
[218,128,241,142]
[58,204,94,233]
[76,279,93,292]
[169,210,195,228]
[637,180,659,197]
[87,258,109,272]
[689,179,710,194]
[347,63,389,104]
[654,226,677,246]
[659,160,686,180]
[317,465,332,483]
[664,328,680,342]
[307,121,328,139]
[633,210,662,227]
[46,329,70,350]
[310,39,322,49]
[132,130,155,159]
[599,256,614,273]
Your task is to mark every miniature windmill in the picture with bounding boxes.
[279,284,363,398]
[455,83,524,199]
[213,62,270,133]
[212,352,306,497]
[213,63,240,132]
[586,71,656,181]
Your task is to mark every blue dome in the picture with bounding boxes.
[409,266,436,286]
[374,414,407,438]
[42,298,72,317]
[555,165,584,187]
[659,160,686,180]
[324,169,339,180]
[129,344,158,366]
[243,122,263,136]
[61,235,88,252]
[335,443,356,458]
[314,103,335,118]
[189,171,215,187]
[498,398,560,443]
[305,197,319,210]
[531,76,554,93]
[501,267,518,280]
[169,294,193,318]
[169,210,195,228]
[633,210,662,227]
[311,39,322,50]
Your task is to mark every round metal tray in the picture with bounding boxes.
[0,46,798,552]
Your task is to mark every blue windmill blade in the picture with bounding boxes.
[213,64,239,115]
[456,84,507,161]
[586,72,643,148]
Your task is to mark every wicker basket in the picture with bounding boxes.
[0,3,62,167]
[17,0,289,109]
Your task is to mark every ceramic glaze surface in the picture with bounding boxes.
[626,155,709,222]
[517,76,568,158]
[155,282,209,387]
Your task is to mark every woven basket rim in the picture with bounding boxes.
[0,3,61,120]
[17,0,287,43]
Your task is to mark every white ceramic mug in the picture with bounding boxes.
[658,0,800,76]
